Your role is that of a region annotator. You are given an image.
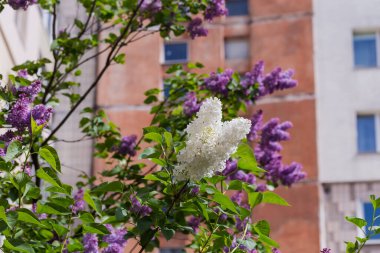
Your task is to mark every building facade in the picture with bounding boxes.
[314,0,380,252]
[0,5,50,79]
[96,0,320,252]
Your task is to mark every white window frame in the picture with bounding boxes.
[162,41,189,64]
[353,31,380,68]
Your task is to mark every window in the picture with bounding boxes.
[357,115,377,153]
[163,83,171,99]
[353,33,378,68]
[362,202,380,240]
[225,38,249,60]
[160,249,183,253]
[163,42,188,63]
[226,0,249,16]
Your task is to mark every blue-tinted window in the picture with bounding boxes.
[226,0,249,16]
[163,83,171,99]
[363,202,380,240]
[160,249,183,253]
[357,115,377,153]
[164,42,188,63]
[354,34,377,68]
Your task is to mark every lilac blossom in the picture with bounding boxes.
[17,69,28,78]
[247,110,263,141]
[8,0,36,10]
[253,116,306,186]
[183,92,201,117]
[321,249,331,253]
[83,234,98,253]
[272,249,281,253]
[260,68,297,96]
[204,69,233,96]
[18,80,41,98]
[187,18,208,39]
[31,104,53,126]
[190,186,200,195]
[0,148,5,157]
[140,0,162,13]
[130,195,152,217]
[103,244,123,253]
[222,159,237,176]
[71,188,85,214]
[231,191,243,206]
[6,96,31,130]
[241,61,265,96]
[24,164,32,176]
[204,0,228,21]
[188,216,201,232]
[103,224,127,252]
[117,135,137,156]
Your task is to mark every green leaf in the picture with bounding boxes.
[4,141,22,162]
[248,192,263,209]
[83,223,110,235]
[31,116,44,137]
[345,216,367,228]
[262,192,290,206]
[144,132,163,144]
[36,202,71,215]
[0,206,8,226]
[139,147,157,159]
[162,228,175,241]
[38,146,61,172]
[228,180,242,190]
[213,192,238,214]
[84,190,102,215]
[194,200,209,222]
[164,131,172,150]
[17,208,42,226]
[80,212,95,224]
[255,220,270,236]
[3,239,35,253]
[92,181,124,193]
[257,233,279,248]
[36,167,62,188]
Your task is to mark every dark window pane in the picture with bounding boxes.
[354,34,377,67]
[363,202,380,240]
[226,0,249,16]
[357,115,377,153]
[164,43,188,63]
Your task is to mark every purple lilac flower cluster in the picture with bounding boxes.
[204,0,228,21]
[83,234,98,253]
[71,188,85,214]
[204,69,233,96]
[130,195,152,217]
[183,92,201,117]
[117,135,137,156]
[8,0,37,10]
[140,0,162,13]
[222,159,256,185]
[241,61,297,99]
[188,216,202,232]
[247,111,306,187]
[103,224,127,253]
[187,18,208,39]
[321,249,332,253]
[6,73,52,132]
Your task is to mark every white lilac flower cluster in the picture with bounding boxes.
[173,97,251,182]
